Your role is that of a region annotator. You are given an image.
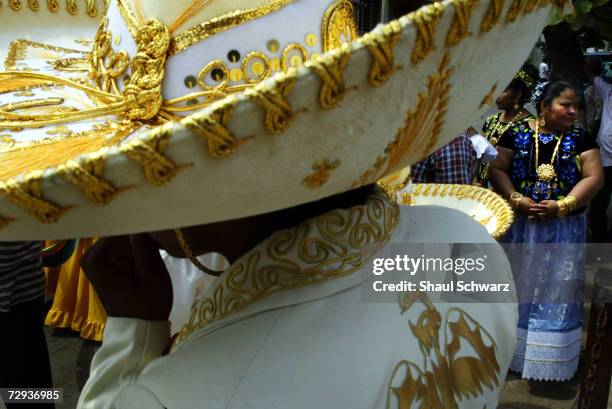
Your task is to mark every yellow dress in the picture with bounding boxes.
[44,238,107,342]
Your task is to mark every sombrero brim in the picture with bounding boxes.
[400,184,514,240]
[0,0,559,239]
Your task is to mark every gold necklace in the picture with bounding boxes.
[534,120,563,182]
[174,228,224,276]
[488,110,523,146]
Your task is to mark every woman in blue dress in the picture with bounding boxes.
[489,81,603,381]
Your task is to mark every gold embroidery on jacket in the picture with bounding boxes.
[387,291,501,408]
[174,189,400,346]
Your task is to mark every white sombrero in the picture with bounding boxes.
[0,0,564,239]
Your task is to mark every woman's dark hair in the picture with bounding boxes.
[507,63,539,105]
[534,80,576,115]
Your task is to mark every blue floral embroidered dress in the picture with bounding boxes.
[497,122,597,381]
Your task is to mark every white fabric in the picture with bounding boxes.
[470,134,498,162]
[594,76,612,166]
[162,251,225,334]
[78,205,518,409]
[539,62,549,80]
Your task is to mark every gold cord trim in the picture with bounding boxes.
[360,20,402,87]
[117,0,295,56]
[408,183,514,239]
[174,188,400,346]
[123,20,171,120]
[506,0,525,22]
[27,0,39,11]
[409,2,445,64]
[246,71,298,134]
[480,0,505,32]
[174,227,221,275]
[9,0,22,11]
[0,172,68,223]
[85,0,97,17]
[182,97,244,159]
[306,43,352,110]
[446,0,478,47]
[119,124,180,186]
[58,154,120,205]
[171,0,294,55]
[523,0,538,13]
[66,0,77,15]
[47,0,59,12]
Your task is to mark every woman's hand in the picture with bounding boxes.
[516,197,537,216]
[528,199,560,220]
[82,234,173,321]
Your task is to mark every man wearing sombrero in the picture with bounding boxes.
[0,0,566,407]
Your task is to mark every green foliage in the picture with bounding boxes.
[560,0,612,45]
[548,0,612,46]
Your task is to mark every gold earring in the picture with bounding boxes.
[513,102,520,111]
[539,117,546,127]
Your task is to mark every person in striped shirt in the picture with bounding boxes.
[0,241,54,408]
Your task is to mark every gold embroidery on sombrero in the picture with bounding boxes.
[360,20,402,87]
[386,292,501,408]
[0,216,13,230]
[27,0,39,11]
[0,173,68,223]
[407,184,514,239]
[321,0,358,52]
[119,123,182,186]
[3,40,82,72]
[354,54,452,186]
[0,0,98,14]
[480,82,498,109]
[47,0,58,12]
[116,0,296,56]
[480,0,505,32]
[90,18,130,94]
[409,2,445,64]
[246,70,298,134]
[182,96,246,159]
[307,43,352,110]
[59,154,120,205]
[8,0,22,10]
[446,0,478,47]
[58,122,137,204]
[0,127,124,181]
[302,159,340,189]
[85,0,97,16]
[281,43,309,71]
[123,20,171,120]
[506,0,525,21]
[523,0,539,13]
[174,188,399,346]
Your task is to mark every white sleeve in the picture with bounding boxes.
[594,76,612,97]
[77,317,171,409]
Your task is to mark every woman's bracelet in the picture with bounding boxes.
[556,195,577,217]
